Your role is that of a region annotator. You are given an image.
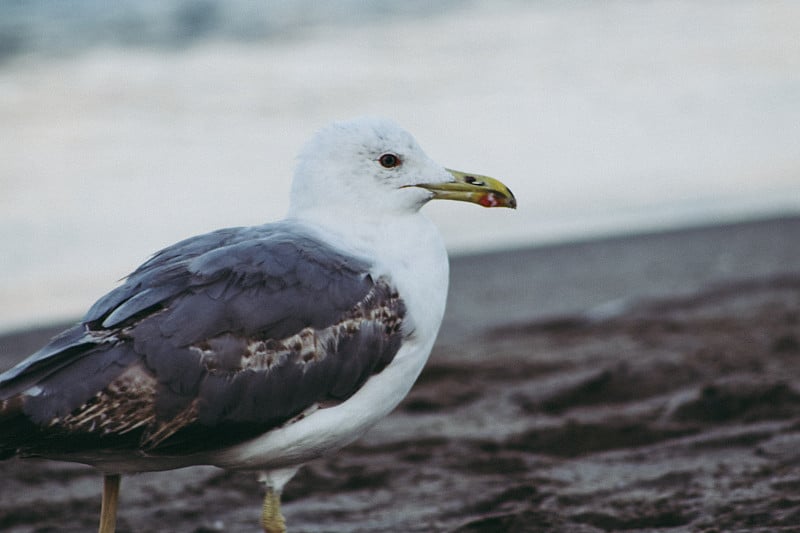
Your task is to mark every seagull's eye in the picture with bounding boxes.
[378,153,401,168]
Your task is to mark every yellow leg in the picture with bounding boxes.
[261,488,286,533]
[98,474,121,533]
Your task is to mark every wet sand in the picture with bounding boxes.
[1,216,799,532]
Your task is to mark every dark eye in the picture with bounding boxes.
[378,153,401,168]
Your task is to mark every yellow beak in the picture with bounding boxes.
[415,169,516,209]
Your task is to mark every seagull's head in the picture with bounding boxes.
[288,117,515,219]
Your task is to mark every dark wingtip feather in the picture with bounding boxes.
[0,324,90,392]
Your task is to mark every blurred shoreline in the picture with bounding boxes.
[442,212,800,346]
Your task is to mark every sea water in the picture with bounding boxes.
[1,0,799,332]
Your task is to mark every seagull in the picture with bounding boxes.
[0,117,516,533]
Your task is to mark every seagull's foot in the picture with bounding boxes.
[261,488,286,533]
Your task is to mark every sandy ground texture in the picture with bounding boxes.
[1,216,799,532]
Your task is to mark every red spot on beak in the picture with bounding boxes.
[478,193,501,207]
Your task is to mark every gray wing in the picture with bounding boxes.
[0,223,406,458]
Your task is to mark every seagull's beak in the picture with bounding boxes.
[415,169,517,209]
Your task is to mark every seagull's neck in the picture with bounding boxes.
[287,207,450,342]
[286,206,429,258]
